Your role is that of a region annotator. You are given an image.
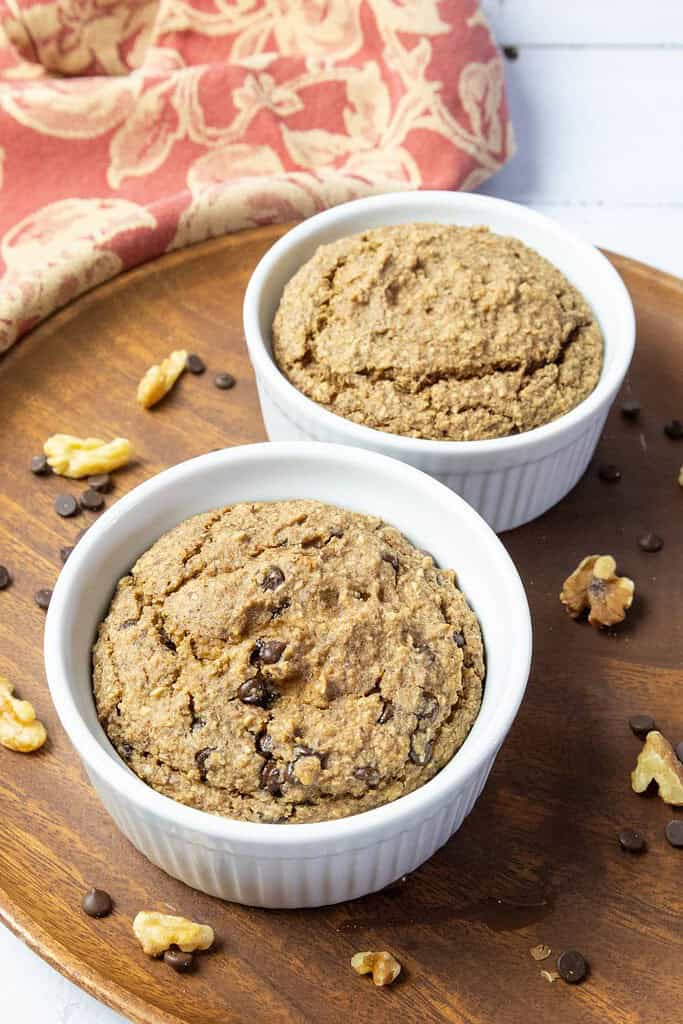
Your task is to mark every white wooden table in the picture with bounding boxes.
[4,2,682,1019]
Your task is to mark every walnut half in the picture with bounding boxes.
[351,950,402,987]
[132,911,214,957]
[631,730,683,805]
[0,677,47,752]
[560,554,634,628]
[137,349,187,409]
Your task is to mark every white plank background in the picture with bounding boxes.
[3,2,682,1021]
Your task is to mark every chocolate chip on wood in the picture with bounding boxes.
[82,888,113,918]
[185,354,206,375]
[557,950,588,984]
[664,820,683,848]
[620,399,641,420]
[164,947,194,973]
[629,714,655,738]
[55,494,78,518]
[34,589,52,610]
[638,532,663,553]
[0,566,11,590]
[618,828,646,853]
[214,372,235,390]
[30,454,50,475]
[79,488,105,512]
[664,419,683,440]
[87,473,112,493]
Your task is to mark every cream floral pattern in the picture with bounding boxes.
[0,0,513,352]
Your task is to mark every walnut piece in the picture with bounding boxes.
[44,434,133,478]
[351,950,401,987]
[541,970,560,984]
[678,465,683,487]
[137,349,187,408]
[0,677,47,752]
[560,554,634,627]
[631,730,683,805]
[530,944,552,962]
[132,911,214,957]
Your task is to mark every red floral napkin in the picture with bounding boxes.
[0,0,513,352]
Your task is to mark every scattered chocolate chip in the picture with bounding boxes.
[34,588,52,609]
[158,628,177,652]
[557,950,588,984]
[0,565,11,590]
[59,545,74,563]
[120,742,134,761]
[618,828,646,853]
[676,741,683,764]
[87,473,112,493]
[79,488,105,512]
[119,618,138,630]
[378,700,394,725]
[262,566,285,591]
[82,888,113,918]
[409,738,433,766]
[353,766,380,788]
[598,463,621,483]
[502,44,519,60]
[195,747,215,782]
[638,532,663,553]
[629,714,656,738]
[31,454,50,475]
[260,760,284,796]
[55,493,78,517]
[620,399,641,420]
[238,675,278,708]
[381,551,399,573]
[664,419,683,440]
[452,631,465,648]
[214,372,235,390]
[665,820,683,847]
[164,947,194,973]
[185,353,206,375]
[250,639,286,665]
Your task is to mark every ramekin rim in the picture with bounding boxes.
[44,442,531,848]
[242,191,636,457]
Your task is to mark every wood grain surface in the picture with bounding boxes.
[0,226,681,1024]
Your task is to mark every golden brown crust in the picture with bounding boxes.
[272,224,603,441]
[92,500,484,823]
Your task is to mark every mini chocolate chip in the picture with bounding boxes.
[409,739,433,766]
[381,551,399,573]
[55,493,78,517]
[262,566,285,591]
[378,700,394,725]
[353,766,380,788]
[195,747,215,782]
[665,819,683,847]
[87,473,112,493]
[164,947,194,973]
[598,463,621,483]
[158,628,177,652]
[80,488,105,512]
[34,588,52,609]
[31,454,50,475]
[82,888,113,918]
[664,419,683,440]
[270,599,290,619]
[120,743,134,761]
[618,828,646,853]
[251,639,286,665]
[238,675,278,708]
[59,545,74,563]
[502,44,518,60]
[676,741,683,764]
[557,950,588,984]
[214,372,235,390]
[0,565,11,589]
[260,760,284,796]
[638,532,663,553]
[185,353,206,375]
[191,717,206,733]
[417,692,439,720]
[629,714,656,738]
[119,618,138,630]
[452,631,466,648]
[620,399,641,420]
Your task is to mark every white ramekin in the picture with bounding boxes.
[243,192,636,533]
[44,442,531,908]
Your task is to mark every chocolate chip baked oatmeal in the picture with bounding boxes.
[272,224,603,441]
[92,500,484,823]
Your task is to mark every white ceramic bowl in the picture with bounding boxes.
[45,442,531,908]
[243,191,636,533]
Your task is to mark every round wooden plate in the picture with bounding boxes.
[0,227,681,1024]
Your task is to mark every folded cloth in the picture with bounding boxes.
[0,0,513,352]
